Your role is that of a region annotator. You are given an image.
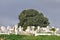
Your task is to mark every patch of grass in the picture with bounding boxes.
[0,34,60,40]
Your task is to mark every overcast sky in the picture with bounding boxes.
[0,0,60,27]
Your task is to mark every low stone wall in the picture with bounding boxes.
[35,33,60,36]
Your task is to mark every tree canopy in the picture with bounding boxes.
[18,9,50,30]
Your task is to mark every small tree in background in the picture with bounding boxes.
[50,28,56,34]
[18,9,50,30]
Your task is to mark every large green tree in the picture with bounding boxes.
[18,9,50,30]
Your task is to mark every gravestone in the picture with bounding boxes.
[25,26,31,33]
[15,25,18,35]
[18,26,23,34]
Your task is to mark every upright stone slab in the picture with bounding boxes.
[31,26,35,34]
[1,26,6,33]
[25,26,31,33]
[37,26,40,30]
[19,26,23,32]
[15,25,18,35]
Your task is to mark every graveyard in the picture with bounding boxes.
[0,9,60,40]
[0,25,60,36]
